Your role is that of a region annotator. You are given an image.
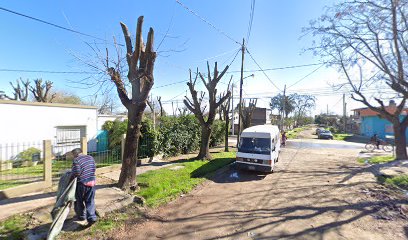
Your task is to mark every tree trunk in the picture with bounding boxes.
[224,118,229,152]
[118,110,143,190]
[393,121,407,160]
[198,124,212,159]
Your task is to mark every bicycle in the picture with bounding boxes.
[365,140,394,152]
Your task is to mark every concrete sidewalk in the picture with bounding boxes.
[0,159,176,221]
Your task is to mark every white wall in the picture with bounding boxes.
[97,115,127,130]
[0,100,98,159]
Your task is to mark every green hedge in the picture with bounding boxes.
[102,115,225,158]
[158,115,201,157]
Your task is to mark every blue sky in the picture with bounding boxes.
[0,0,360,115]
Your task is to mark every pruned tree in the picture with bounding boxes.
[105,16,156,189]
[5,78,30,101]
[219,76,232,152]
[307,0,408,159]
[146,96,155,113]
[177,106,188,116]
[157,96,165,117]
[240,98,257,129]
[184,62,231,159]
[30,79,56,102]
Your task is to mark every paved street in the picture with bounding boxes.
[114,136,407,240]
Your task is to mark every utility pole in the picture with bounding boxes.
[231,83,235,135]
[281,84,286,131]
[237,38,245,146]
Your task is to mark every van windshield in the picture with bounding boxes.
[239,137,271,155]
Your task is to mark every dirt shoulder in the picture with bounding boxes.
[110,139,407,240]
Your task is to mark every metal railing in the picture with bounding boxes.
[0,141,44,190]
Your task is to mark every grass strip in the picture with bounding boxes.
[333,133,353,141]
[378,175,408,190]
[358,155,395,164]
[0,214,30,240]
[137,151,236,207]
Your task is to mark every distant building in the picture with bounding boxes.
[231,107,267,135]
[352,100,408,140]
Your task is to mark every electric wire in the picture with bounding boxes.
[245,48,281,91]
[175,0,240,45]
[0,6,111,44]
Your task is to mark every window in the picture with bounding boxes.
[239,137,271,155]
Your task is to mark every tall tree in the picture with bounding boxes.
[240,98,257,129]
[184,62,231,159]
[5,78,30,101]
[307,0,408,159]
[291,94,316,127]
[270,94,294,118]
[219,76,232,152]
[105,16,156,189]
[30,79,56,102]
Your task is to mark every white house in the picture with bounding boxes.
[0,100,98,159]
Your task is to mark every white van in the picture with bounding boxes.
[236,125,280,172]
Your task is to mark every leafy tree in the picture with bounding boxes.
[307,0,408,159]
[270,94,295,118]
[291,94,316,127]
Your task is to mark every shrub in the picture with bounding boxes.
[139,118,159,158]
[16,147,41,161]
[158,115,200,157]
[103,118,159,158]
[210,120,226,147]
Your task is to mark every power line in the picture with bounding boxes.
[152,80,187,89]
[245,48,281,91]
[287,64,325,89]
[227,62,323,73]
[246,0,256,44]
[0,6,113,44]
[175,0,240,45]
[0,68,98,74]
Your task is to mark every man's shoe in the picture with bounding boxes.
[87,220,97,227]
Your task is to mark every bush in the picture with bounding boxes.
[102,118,159,158]
[210,120,226,147]
[158,115,200,157]
[139,118,159,158]
[16,147,41,161]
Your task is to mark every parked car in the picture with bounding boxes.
[316,128,325,135]
[318,130,333,140]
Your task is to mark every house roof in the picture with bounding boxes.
[0,99,97,109]
[353,105,408,117]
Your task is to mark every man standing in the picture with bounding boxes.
[71,148,97,225]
